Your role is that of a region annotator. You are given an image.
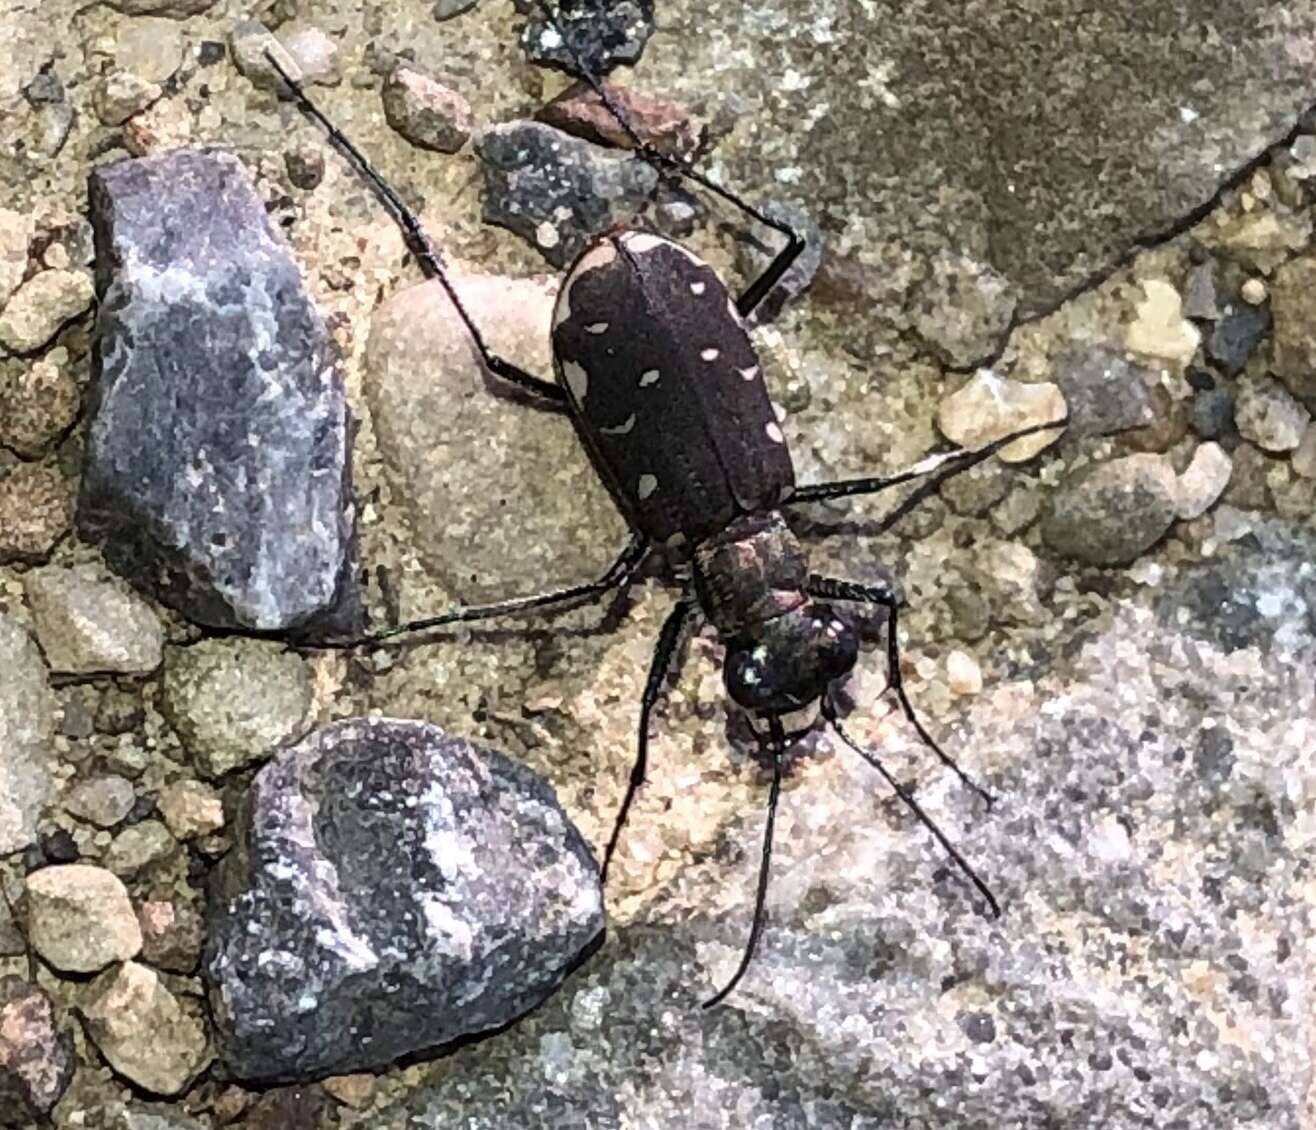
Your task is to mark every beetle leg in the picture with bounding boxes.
[602,593,695,882]
[805,575,995,809]
[528,2,804,321]
[263,50,567,408]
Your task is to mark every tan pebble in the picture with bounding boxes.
[1240,277,1268,305]
[935,370,1067,463]
[946,650,983,696]
[1125,279,1200,369]
[323,1073,376,1108]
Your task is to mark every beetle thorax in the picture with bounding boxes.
[692,511,808,637]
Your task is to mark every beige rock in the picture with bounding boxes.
[1124,279,1200,368]
[946,650,983,696]
[25,864,142,972]
[1235,377,1310,453]
[0,270,93,354]
[22,565,164,675]
[1292,424,1316,479]
[935,370,1067,463]
[1174,442,1232,520]
[157,780,225,840]
[0,207,34,309]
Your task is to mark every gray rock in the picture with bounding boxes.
[63,774,136,829]
[0,977,74,1127]
[1188,384,1234,439]
[0,616,54,856]
[160,637,314,779]
[1269,251,1316,405]
[1205,300,1270,376]
[1234,376,1310,452]
[25,864,142,973]
[911,250,1018,369]
[104,820,178,878]
[1181,259,1220,320]
[382,65,473,153]
[0,461,73,564]
[519,0,654,75]
[205,718,603,1082]
[1052,346,1155,436]
[283,141,324,190]
[80,148,358,636]
[22,564,164,675]
[433,0,479,18]
[1041,453,1179,566]
[0,269,93,355]
[475,122,659,267]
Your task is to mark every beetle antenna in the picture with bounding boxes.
[821,699,1001,918]
[702,714,788,1008]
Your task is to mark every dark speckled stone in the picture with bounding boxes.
[204,718,603,1083]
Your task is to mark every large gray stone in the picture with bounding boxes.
[205,718,604,1082]
[79,148,358,636]
[0,616,53,856]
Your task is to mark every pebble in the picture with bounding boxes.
[0,462,73,563]
[433,0,479,17]
[1041,453,1179,566]
[104,819,177,878]
[63,774,136,828]
[1205,301,1270,376]
[94,71,162,127]
[96,686,145,736]
[113,17,187,84]
[1292,424,1316,479]
[1267,252,1316,402]
[0,208,34,309]
[382,65,473,153]
[1051,347,1154,436]
[1180,260,1219,320]
[284,141,325,190]
[281,28,339,85]
[137,898,205,973]
[536,79,704,160]
[80,961,211,1095]
[231,21,302,91]
[0,356,81,456]
[1234,377,1310,452]
[22,565,165,675]
[0,615,54,855]
[160,638,314,778]
[935,370,1067,463]
[0,269,93,354]
[520,0,655,74]
[1174,441,1233,520]
[1240,278,1267,305]
[25,864,142,973]
[157,779,225,840]
[0,977,75,1123]
[323,1074,376,1108]
[911,251,1017,370]
[1188,385,1234,439]
[946,650,983,695]
[1124,279,1200,368]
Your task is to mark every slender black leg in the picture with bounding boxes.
[821,699,1000,918]
[263,50,566,407]
[789,418,1068,507]
[601,594,694,882]
[530,1,804,320]
[312,536,649,649]
[806,575,994,809]
[703,714,788,1008]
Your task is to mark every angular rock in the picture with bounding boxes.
[1205,301,1270,376]
[0,616,54,855]
[537,80,704,160]
[382,66,472,153]
[63,774,136,829]
[475,122,658,267]
[157,780,225,840]
[1174,441,1232,520]
[1269,252,1316,404]
[1125,279,1200,369]
[22,565,164,675]
[94,71,162,127]
[911,251,1017,369]
[1180,259,1219,320]
[1188,384,1234,439]
[205,718,603,1082]
[138,898,206,974]
[160,638,314,779]
[1051,347,1155,436]
[520,0,654,74]
[0,461,73,563]
[104,820,178,879]
[25,864,142,973]
[935,370,1067,463]
[365,275,625,602]
[80,148,357,636]
[1234,376,1310,452]
[81,961,211,1096]
[1041,453,1179,566]
[0,269,93,355]
[0,978,74,1127]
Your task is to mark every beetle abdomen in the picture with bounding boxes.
[551,231,794,546]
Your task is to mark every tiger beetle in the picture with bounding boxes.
[264,2,1064,1008]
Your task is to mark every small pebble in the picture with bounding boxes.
[0,207,35,308]
[1234,377,1310,452]
[0,462,73,564]
[25,864,142,973]
[0,269,93,354]
[231,21,302,91]
[94,71,162,126]
[1205,301,1270,376]
[284,142,325,189]
[1240,277,1267,304]
[281,27,339,85]
[22,565,165,675]
[946,650,983,695]
[0,356,80,456]
[1041,453,1179,566]
[382,65,473,153]
[1188,386,1234,439]
[104,820,177,878]
[1181,260,1219,320]
[935,370,1067,463]
[157,779,225,840]
[1174,442,1233,520]
[63,774,136,828]
[323,1073,377,1108]
[138,898,206,973]
[1125,279,1200,368]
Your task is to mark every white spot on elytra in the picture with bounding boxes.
[600,414,636,435]
[765,422,785,444]
[739,366,760,382]
[637,474,658,499]
[561,360,588,403]
[639,369,660,386]
[622,232,665,254]
[585,321,608,334]
[701,348,719,362]
[690,281,707,295]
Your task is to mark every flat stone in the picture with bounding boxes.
[1267,252,1316,405]
[157,779,225,840]
[0,270,93,354]
[1041,453,1179,566]
[475,122,658,267]
[0,356,81,457]
[520,0,654,74]
[1234,376,1310,452]
[94,71,162,127]
[0,461,73,564]
[0,977,74,1126]
[25,864,142,973]
[382,65,472,153]
[104,820,178,879]
[63,774,136,829]
[536,79,704,160]
[205,718,603,1082]
[22,565,164,675]
[935,370,1067,463]
[365,275,625,603]
[0,616,54,855]
[80,148,357,636]
[160,638,314,779]
[137,898,205,974]
[911,251,1017,370]
[1174,441,1233,520]
[81,961,211,1096]
[1051,346,1155,436]
[1125,279,1200,369]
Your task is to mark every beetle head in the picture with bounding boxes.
[723,603,858,715]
